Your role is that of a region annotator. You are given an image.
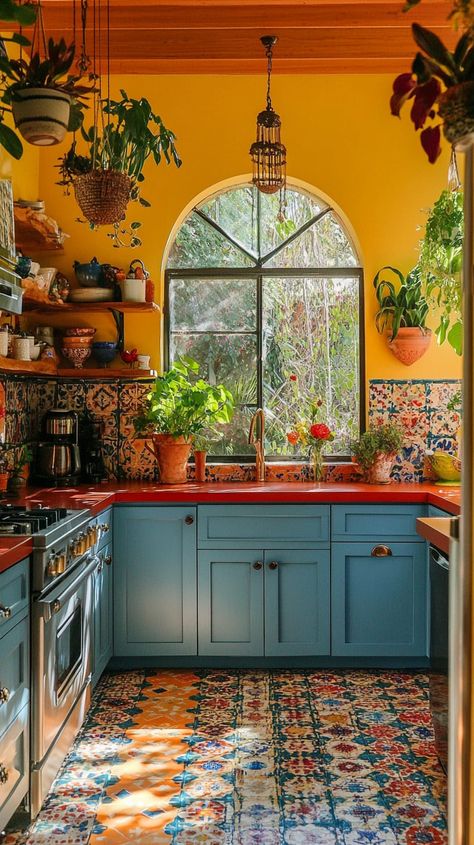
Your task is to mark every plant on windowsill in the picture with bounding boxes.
[0,38,95,149]
[374,265,432,365]
[352,423,404,484]
[134,357,234,484]
[57,91,182,243]
[286,387,336,482]
[417,188,463,355]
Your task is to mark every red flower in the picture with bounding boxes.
[310,423,332,440]
[289,374,297,382]
[287,431,299,446]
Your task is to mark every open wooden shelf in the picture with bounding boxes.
[23,300,160,314]
[0,356,57,375]
[58,368,157,378]
[14,206,67,252]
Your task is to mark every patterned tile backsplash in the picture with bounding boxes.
[0,375,462,482]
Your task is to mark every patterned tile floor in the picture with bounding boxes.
[5,670,447,845]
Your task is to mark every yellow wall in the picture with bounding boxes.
[5,73,464,381]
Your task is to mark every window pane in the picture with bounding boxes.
[262,276,360,456]
[260,188,329,258]
[199,186,258,258]
[169,278,257,332]
[214,405,257,457]
[263,211,358,268]
[170,332,257,402]
[167,211,254,268]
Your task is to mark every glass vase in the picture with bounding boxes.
[311,446,324,482]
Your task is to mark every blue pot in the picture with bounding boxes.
[73,257,103,287]
[92,341,117,367]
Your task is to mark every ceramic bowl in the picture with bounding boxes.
[62,346,92,369]
[73,258,103,287]
[92,341,117,366]
[430,451,461,484]
[64,327,96,338]
[62,336,94,348]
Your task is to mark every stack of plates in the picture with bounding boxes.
[68,287,114,303]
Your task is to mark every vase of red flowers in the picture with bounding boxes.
[287,414,335,482]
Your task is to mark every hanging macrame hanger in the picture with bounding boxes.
[448,146,462,192]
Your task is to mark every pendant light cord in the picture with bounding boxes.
[266,42,273,111]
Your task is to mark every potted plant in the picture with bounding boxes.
[7,445,33,494]
[352,423,404,484]
[374,265,432,365]
[390,19,474,162]
[418,188,463,355]
[57,91,181,233]
[0,37,94,147]
[134,357,234,484]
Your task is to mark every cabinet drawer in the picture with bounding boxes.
[0,559,29,637]
[331,504,425,542]
[0,617,29,735]
[0,703,29,832]
[198,505,330,549]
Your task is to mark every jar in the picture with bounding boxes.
[121,277,146,303]
[13,334,31,361]
[137,354,150,370]
[0,328,9,357]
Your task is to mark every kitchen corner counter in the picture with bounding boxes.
[0,536,33,574]
[416,517,452,555]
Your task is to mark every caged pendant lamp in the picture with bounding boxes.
[250,35,286,195]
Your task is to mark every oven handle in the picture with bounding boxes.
[37,555,100,622]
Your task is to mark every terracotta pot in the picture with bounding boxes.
[366,452,396,485]
[439,82,474,152]
[12,88,71,146]
[387,327,432,366]
[0,472,8,495]
[145,433,192,484]
[194,450,207,483]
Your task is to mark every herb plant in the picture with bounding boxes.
[134,357,234,442]
[374,265,430,339]
[352,423,404,472]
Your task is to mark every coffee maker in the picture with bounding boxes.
[36,409,81,485]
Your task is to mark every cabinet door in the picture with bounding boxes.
[114,506,197,656]
[0,617,29,735]
[264,549,330,657]
[0,703,29,832]
[92,546,113,686]
[198,550,264,656]
[331,542,428,657]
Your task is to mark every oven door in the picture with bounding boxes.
[31,554,97,765]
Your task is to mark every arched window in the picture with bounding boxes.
[165,182,364,460]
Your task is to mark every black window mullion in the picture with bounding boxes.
[257,273,263,412]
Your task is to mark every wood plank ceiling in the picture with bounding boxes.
[4,0,457,74]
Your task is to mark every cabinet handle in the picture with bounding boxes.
[0,604,11,619]
[97,561,103,573]
[253,561,263,570]
[371,545,392,557]
[185,515,194,525]
[268,561,279,570]
[0,762,8,784]
[104,555,112,566]
[0,687,10,704]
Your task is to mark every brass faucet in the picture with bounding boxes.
[248,408,266,482]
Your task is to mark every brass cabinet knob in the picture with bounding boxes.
[0,687,10,704]
[0,604,12,619]
[104,555,112,566]
[253,561,263,570]
[185,515,194,525]
[268,562,278,570]
[371,545,393,557]
[0,763,8,784]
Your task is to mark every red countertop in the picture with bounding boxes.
[0,480,461,573]
[416,517,452,555]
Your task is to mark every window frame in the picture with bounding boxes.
[164,267,366,463]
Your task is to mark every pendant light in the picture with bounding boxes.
[250,35,286,196]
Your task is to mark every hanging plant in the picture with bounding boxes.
[57,91,182,238]
[373,265,432,365]
[418,187,463,354]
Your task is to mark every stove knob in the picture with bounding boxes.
[0,762,8,784]
[100,522,110,534]
[47,554,59,577]
[77,533,87,555]
[0,687,10,704]
[56,553,66,574]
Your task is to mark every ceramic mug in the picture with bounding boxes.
[13,336,31,361]
[0,330,8,357]
[137,354,150,370]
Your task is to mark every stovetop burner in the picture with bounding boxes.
[0,504,81,536]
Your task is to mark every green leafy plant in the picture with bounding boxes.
[390,22,474,162]
[352,423,404,472]
[134,357,234,442]
[57,91,182,245]
[374,265,430,339]
[418,188,463,355]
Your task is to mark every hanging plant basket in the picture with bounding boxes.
[12,87,71,146]
[74,169,132,226]
[387,327,432,366]
[439,82,474,152]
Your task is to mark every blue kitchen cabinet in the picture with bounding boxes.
[92,543,113,686]
[264,549,330,657]
[198,504,330,549]
[198,550,264,656]
[198,548,330,657]
[331,504,426,542]
[331,542,428,657]
[114,506,197,656]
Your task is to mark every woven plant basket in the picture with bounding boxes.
[74,169,132,226]
[439,82,474,152]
